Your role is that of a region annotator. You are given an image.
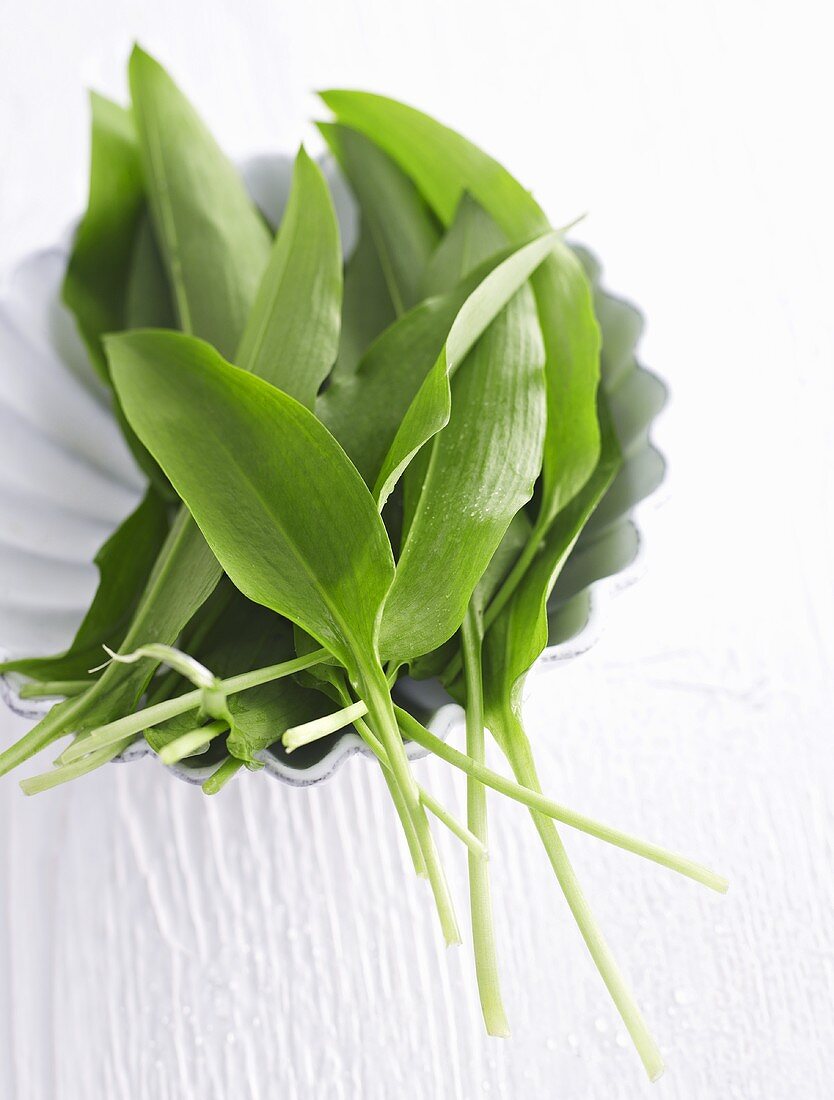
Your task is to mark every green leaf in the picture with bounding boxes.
[319,281,468,487]
[332,217,396,380]
[124,213,176,330]
[61,94,171,489]
[318,94,601,528]
[62,93,145,382]
[319,122,439,315]
[420,192,505,298]
[108,330,395,676]
[0,488,169,682]
[235,146,342,407]
[129,45,273,360]
[381,281,546,664]
[397,194,507,547]
[371,231,559,510]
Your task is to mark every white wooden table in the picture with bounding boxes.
[1,2,832,1096]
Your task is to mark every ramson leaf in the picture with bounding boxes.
[380,282,546,663]
[319,93,601,529]
[109,331,395,676]
[62,93,145,382]
[319,122,439,315]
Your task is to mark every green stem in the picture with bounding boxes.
[419,787,488,862]
[202,756,244,795]
[158,720,227,765]
[461,606,509,1037]
[20,737,135,795]
[58,648,329,764]
[0,690,93,779]
[17,680,91,700]
[284,699,369,752]
[355,716,486,861]
[379,752,428,878]
[358,658,460,946]
[495,708,664,1081]
[397,708,727,894]
[444,516,547,685]
[288,698,726,893]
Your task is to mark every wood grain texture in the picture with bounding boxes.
[1,1,832,1096]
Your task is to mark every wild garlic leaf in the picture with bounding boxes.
[0,488,169,682]
[319,122,439,315]
[318,95,601,528]
[319,281,471,487]
[420,192,506,299]
[124,213,176,330]
[108,331,395,677]
[372,231,559,510]
[332,217,396,380]
[129,45,273,360]
[62,93,145,383]
[398,194,508,546]
[60,93,171,490]
[235,146,342,407]
[380,281,546,664]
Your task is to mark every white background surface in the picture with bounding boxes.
[1,1,833,1097]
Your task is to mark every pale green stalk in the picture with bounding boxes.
[158,720,227,765]
[461,606,509,1036]
[287,697,727,893]
[20,737,135,795]
[495,709,664,1081]
[354,716,486,861]
[58,648,328,764]
[357,659,460,945]
[18,680,91,700]
[202,756,244,795]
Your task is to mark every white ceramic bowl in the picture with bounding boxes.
[0,156,666,786]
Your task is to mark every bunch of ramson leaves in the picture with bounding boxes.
[0,47,725,1080]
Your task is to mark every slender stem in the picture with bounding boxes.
[0,690,93,779]
[496,708,664,1081]
[17,680,91,700]
[351,713,428,875]
[202,756,244,795]
[58,648,329,764]
[444,517,547,685]
[283,700,369,752]
[288,697,726,893]
[358,658,460,946]
[378,753,429,878]
[396,708,727,894]
[20,737,135,795]
[158,720,227,765]
[355,716,486,861]
[461,606,509,1036]
[419,787,488,862]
